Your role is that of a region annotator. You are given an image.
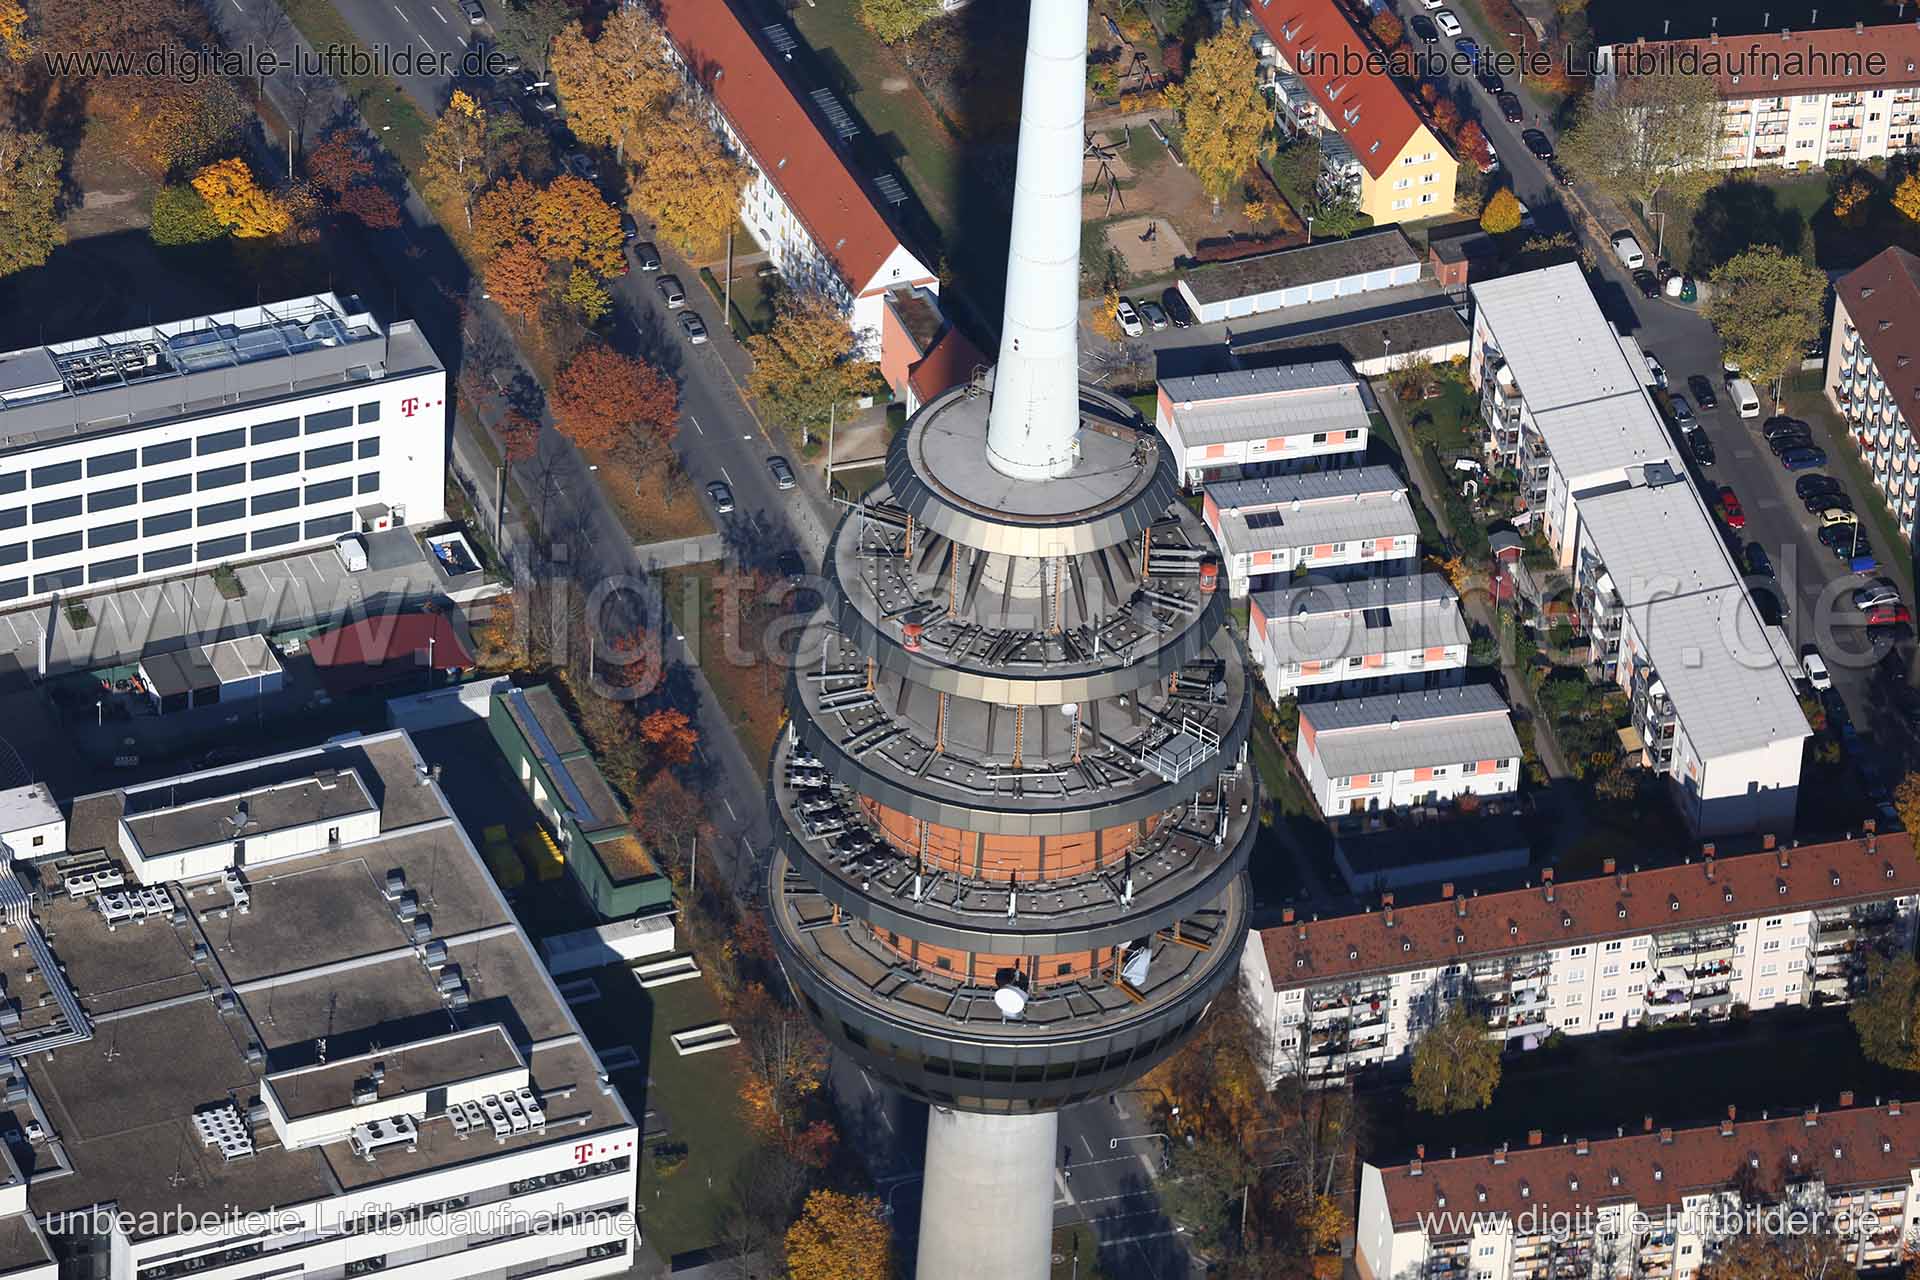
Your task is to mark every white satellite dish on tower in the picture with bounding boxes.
[994,985,1028,1018]
[1060,701,1079,719]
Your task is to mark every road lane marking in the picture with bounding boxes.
[432,5,449,22]
[720,466,733,485]
[394,4,410,20]
[860,1070,875,1095]
[688,415,703,436]
[1080,1134,1096,1159]
[722,795,737,821]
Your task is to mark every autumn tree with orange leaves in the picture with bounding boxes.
[784,1190,891,1280]
[638,707,697,764]
[533,175,626,276]
[486,241,550,328]
[498,410,542,464]
[191,157,290,238]
[551,345,679,465]
[731,982,833,1166]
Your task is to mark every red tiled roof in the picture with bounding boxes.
[1381,1099,1919,1230]
[1246,0,1429,180]
[1837,247,1920,432]
[1612,25,1920,98]
[1261,831,1916,988]
[908,325,987,405]
[656,0,904,291]
[308,612,473,694]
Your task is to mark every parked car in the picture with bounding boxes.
[1687,375,1719,409]
[1644,353,1667,388]
[458,0,485,24]
[1686,426,1715,465]
[1422,0,1444,8]
[1766,430,1813,455]
[1804,649,1833,692]
[1494,92,1523,123]
[1780,445,1828,470]
[1751,583,1790,625]
[525,91,560,118]
[775,549,806,581]
[1547,160,1574,187]
[1744,544,1774,579]
[1796,473,1843,502]
[1114,297,1144,337]
[1633,269,1659,298]
[1818,506,1859,527]
[1139,300,1170,332]
[1717,486,1745,529]
[706,480,735,514]
[1411,14,1440,41]
[563,151,598,182]
[767,456,797,490]
[1667,393,1694,425]
[1160,288,1195,328]
[1435,9,1463,37]
[656,274,686,308]
[1477,68,1505,93]
[678,311,708,344]
[1820,523,1871,557]
[1854,579,1903,610]
[1866,603,1914,627]
[1611,230,1645,269]
[1456,37,1480,60]
[1763,415,1810,439]
[1523,129,1555,160]
[634,241,662,272]
[620,213,640,244]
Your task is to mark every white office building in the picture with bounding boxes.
[1249,573,1468,702]
[1296,685,1520,817]
[1359,1094,1920,1280]
[0,730,639,1280]
[0,294,443,610]
[1469,266,1806,835]
[1242,828,1920,1086]
[1155,361,1370,488]
[1203,466,1418,598]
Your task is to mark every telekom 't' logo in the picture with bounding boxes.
[401,397,421,418]
[573,1141,596,1165]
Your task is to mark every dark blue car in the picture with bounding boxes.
[1780,445,1828,471]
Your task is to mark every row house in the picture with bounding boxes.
[1241,828,1920,1086]
[1156,360,1369,489]
[1599,24,1920,170]
[1249,572,1469,702]
[656,0,935,361]
[1826,246,1920,548]
[1359,1095,1920,1280]
[1202,466,1419,598]
[1296,684,1521,818]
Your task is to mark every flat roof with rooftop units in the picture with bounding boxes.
[6,729,637,1269]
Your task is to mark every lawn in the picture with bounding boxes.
[599,455,715,545]
[279,0,433,171]
[566,966,758,1263]
[660,566,788,769]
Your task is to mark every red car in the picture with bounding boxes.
[1865,603,1913,627]
[1717,486,1745,530]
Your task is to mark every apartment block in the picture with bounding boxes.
[0,295,443,610]
[1599,24,1920,170]
[1297,685,1520,817]
[1202,466,1418,598]
[1241,829,1919,1086]
[1156,361,1369,489]
[1359,1095,1920,1280]
[656,0,936,361]
[1470,266,1806,835]
[0,729,639,1280]
[1826,246,1920,546]
[1249,572,1468,702]
[1243,0,1457,225]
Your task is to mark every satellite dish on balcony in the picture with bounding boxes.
[994,985,1028,1019]
[1060,702,1079,719]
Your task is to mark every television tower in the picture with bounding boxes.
[765,2,1256,1276]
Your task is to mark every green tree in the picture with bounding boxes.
[1479,188,1523,235]
[1407,1003,1501,1114]
[1161,1139,1255,1255]
[1558,65,1721,215]
[562,267,611,325]
[0,126,63,274]
[1705,246,1825,403]
[1304,185,1364,239]
[149,183,224,246]
[745,292,880,444]
[1166,19,1270,213]
[859,0,941,45]
[1851,952,1920,1072]
[492,0,571,75]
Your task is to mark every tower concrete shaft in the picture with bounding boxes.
[915,1109,1059,1280]
[985,0,1091,482]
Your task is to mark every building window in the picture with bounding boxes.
[89,555,136,583]
[306,443,353,469]
[198,428,245,455]
[88,520,136,548]
[143,511,191,537]
[0,544,23,567]
[0,474,22,497]
[31,532,79,558]
[143,475,191,502]
[358,437,381,459]
[358,401,381,424]
[144,545,193,573]
[198,463,245,491]
[1420,193,1436,204]
[252,489,298,516]
[251,418,299,445]
[198,498,245,526]
[305,407,353,434]
[305,513,354,539]
[1604,941,1623,952]
[142,439,191,467]
[358,471,380,494]
[30,460,80,487]
[30,496,79,523]
[197,534,245,561]
[250,523,300,551]
[33,568,81,593]
[88,485,137,513]
[87,449,136,477]
[252,454,299,481]
[305,478,353,505]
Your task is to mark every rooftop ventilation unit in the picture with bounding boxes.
[192,1101,255,1162]
[392,890,420,923]
[352,1077,380,1105]
[347,1114,418,1161]
[383,869,407,900]
[436,965,465,994]
[409,914,433,944]
[422,939,449,969]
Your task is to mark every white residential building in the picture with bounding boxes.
[1598,25,1920,170]
[1202,466,1419,598]
[1469,266,1806,835]
[1358,1094,1920,1280]
[1296,685,1520,817]
[656,0,936,361]
[1155,361,1369,488]
[1826,246,1920,545]
[1242,828,1919,1087]
[0,730,640,1280]
[0,294,443,610]
[1248,573,1468,702]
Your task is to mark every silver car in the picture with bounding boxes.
[767,456,796,490]
[679,312,708,345]
[656,275,686,309]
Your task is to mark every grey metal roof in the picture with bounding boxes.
[1183,230,1421,305]
[1166,384,1370,448]
[1530,395,1677,484]
[1469,264,1645,413]
[1253,572,1456,619]
[1160,360,1355,404]
[1573,468,1737,605]
[1230,299,1471,367]
[1256,574,1466,668]
[1217,492,1419,553]
[1208,465,1404,511]
[1304,686,1521,778]
[1630,587,1810,759]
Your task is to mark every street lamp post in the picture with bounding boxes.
[1650,210,1667,259]
[1306,214,1315,245]
[1508,29,1529,85]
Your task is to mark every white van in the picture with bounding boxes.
[1611,231,1645,270]
[336,535,369,572]
[1728,377,1761,419]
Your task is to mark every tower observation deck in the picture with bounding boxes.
[762,3,1256,1276]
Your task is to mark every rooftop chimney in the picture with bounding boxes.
[1543,868,1555,902]
[1643,1115,1654,1132]
[1601,858,1615,875]
[1840,1090,1855,1108]
[1442,882,1455,899]
[1282,907,1295,924]
[1763,833,1777,851]
[1527,1129,1543,1147]
[984,0,1088,481]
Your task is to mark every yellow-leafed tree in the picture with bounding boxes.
[746,291,880,442]
[784,1190,891,1280]
[549,9,677,162]
[472,175,541,261]
[1895,174,1920,225]
[532,174,626,277]
[631,101,750,258]
[420,91,490,230]
[0,0,30,61]
[0,126,64,277]
[1166,19,1271,213]
[1480,188,1523,235]
[190,157,290,238]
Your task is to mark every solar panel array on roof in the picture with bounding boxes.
[1245,510,1287,531]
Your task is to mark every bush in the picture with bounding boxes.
[149,184,225,246]
[651,1142,689,1177]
